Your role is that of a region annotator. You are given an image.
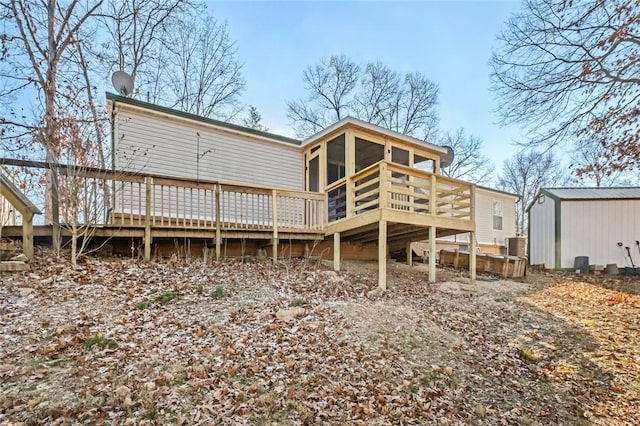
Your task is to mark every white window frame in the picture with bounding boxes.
[493,201,503,231]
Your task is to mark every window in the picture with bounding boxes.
[493,201,503,231]
[327,134,345,185]
[414,154,435,173]
[355,137,384,171]
[392,147,410,166]
[308,156,319,192]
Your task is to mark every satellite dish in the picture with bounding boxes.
[440,146,455,168]
[111,71,134,96]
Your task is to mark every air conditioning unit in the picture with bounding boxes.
[507,237,526,257]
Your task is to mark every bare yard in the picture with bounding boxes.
[0,250,638,425]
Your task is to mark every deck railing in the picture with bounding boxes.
[0,160,325,233]
[2,158,472,235]
[328,160,473,223]
[108,176,325,231]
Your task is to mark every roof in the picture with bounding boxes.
[301,116,447,154]
[0,171,42,216]
[106,92,302,146]
[541,187,640,200]
[476,185,520,200]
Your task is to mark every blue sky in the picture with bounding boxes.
[207,0,527,177]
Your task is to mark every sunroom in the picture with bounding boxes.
[302,117,477,289]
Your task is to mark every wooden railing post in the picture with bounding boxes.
[430,174,437,215]
[215,183,221,261]
[144,176,152,261]
[272,189,278,263]
[379,162,388,209]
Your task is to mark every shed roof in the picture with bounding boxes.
[542,187,640,200]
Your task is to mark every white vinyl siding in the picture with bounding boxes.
[529,194,555,268]
[440,187,517,247]
[114,107,303,190]
[560,199,640,268]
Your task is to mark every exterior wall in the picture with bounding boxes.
[114,106,303,190]
[529,194,556,268]
[560,199,640,268]
[439,187,517,250]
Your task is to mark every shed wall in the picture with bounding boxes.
[560,199,640,268]
[528,194,556,268]
[114,107,303,190]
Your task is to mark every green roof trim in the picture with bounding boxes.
[106,92,302,146]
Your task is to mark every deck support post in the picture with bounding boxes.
[215,183,221,261]
[333,232,341,271]
[406,240,412,266]
[469,231,477,282]
[429,226,436,283]
[272,189,278,264]
[22,214,34,260]
[378,220,387,292]
[144,177,152,261]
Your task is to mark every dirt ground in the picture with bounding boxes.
[0,250,638,425]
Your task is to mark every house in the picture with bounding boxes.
[106,92,514,287]
[436,185,519,254]
[528,187,640,269]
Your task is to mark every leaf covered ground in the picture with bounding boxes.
[0,250,638,425]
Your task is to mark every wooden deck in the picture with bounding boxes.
[1,159,477,288]
[323,160,476,289]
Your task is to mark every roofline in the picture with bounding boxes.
[540,186,640,201]
[106,92,302,146]
[525,187,640,213]
[301,116,447,154]
[475,184,520,200]
[525,188,560,213]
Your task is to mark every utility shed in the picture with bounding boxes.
[528,187,640,269]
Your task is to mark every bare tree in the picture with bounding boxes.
[242,106,269,132]
[491,0,640,175]
[287,54,360,137]
[498,149,568,234]
[439,128,495,185]
[99,1,245,119]
[54,116,100,266]
[355,62,399,123]
[98,0,193,96]
[1,0,103,252]
[379,72,439,140]
[165,13,244,119]
[569,139,637,187]
[287,54,439,139]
